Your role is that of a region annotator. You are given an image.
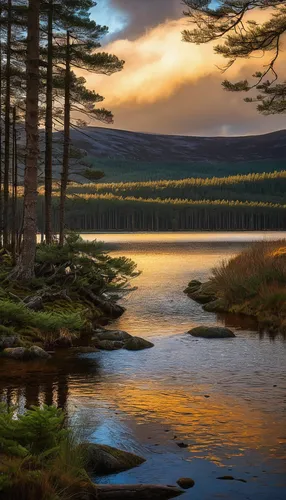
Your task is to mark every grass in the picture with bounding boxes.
[0,233,138,350]
[0,404,95,500]
[210,240,286,328]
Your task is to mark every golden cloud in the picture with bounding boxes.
[84,14,281,108]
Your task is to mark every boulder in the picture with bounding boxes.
[29,346,51,359]
[185,280,217,304]
[190,293,215,304]
[80,443,146,474]
[0,335,19,350]
[54,335,73,348]
[184,279,202,294]
[93,330,132,342]
[203,298,227,313]
[2,347,27,360]
[2,346,51,360]
[188,326,235,339]
[177,478,195,489]
[95,340,125,351]
[124,337,154,351]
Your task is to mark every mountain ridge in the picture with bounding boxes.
[65,126,286,163]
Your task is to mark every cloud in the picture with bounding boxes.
[85,18,224,106]
[107,0,182,39]
[81,12,285,135]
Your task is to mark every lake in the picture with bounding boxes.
[1,232,286,500]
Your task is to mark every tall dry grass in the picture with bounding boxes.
[211,240,286,320]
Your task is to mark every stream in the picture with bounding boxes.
[1,232,286,500]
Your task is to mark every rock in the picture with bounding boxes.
[188,279,202,288]
[93,330,132,342]
[185,280,217,304]
[2,347,27,360]
[0,335,19,350]
[203,298,227,313]
[2,346,51,360]
[176,442,188,448]
[177,478,195,489]
[29,346,51,359]
[94,484,183,499]
[54,336,73,348]
[184,280,202,294]
[96,340,125,351]
[124,337,154,351]
[80,443,146,474]
[191,293,215,304]
[188,326,235,339]
[217,476,234,480]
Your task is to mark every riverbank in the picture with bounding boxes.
[1,233,285,500]
[185,240,286,335]
[0,233,154,360]
[0,404,183,499]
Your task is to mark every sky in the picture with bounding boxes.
[87,0,286,137]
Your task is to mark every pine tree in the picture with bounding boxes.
[13,0,40,280]
[182,0,286,114]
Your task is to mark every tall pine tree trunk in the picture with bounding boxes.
[44,0,53,244]
[0,23,2,247]
[14,0,40,280]
[3,0,12,248]
[11,107,18,264]
[59,30,71,247]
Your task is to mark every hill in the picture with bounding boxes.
[63,127,286,182]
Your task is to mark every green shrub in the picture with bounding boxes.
[0,300,85,334]
[0,405,93,500]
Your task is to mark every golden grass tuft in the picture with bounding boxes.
[211,240,286,327]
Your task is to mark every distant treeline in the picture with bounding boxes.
[63,170,286,204]
[36,195,286,232]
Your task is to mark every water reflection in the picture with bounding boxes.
[0,353,100,412]
[1,234,286,500]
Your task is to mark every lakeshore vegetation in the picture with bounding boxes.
[185,240,286,335]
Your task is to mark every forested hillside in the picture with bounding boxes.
[31,170,286,232]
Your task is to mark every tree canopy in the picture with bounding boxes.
[182,0,286,113]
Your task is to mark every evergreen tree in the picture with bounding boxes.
[13,0,40,280]
[182,0,286,113]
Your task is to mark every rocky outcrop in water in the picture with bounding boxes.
[176,477,195,489]
[80,443,146,474]
[124,336,154,351]
[2,346,51,360]
[92,329,154,351]
[184,280,217,304]
[188,326,235,338]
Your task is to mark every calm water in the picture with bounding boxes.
[1,232,286,500]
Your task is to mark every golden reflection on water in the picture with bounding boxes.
[69,376,286,464]
[2,233,286,475]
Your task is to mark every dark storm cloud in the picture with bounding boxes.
[109,0,182,38]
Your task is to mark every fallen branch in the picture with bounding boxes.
[81,288,125,318]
